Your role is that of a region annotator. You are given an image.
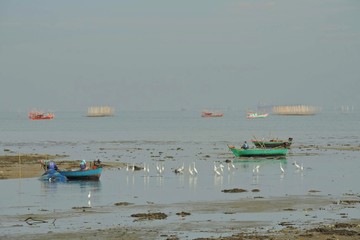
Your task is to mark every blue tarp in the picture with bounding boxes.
[39,169,67,182]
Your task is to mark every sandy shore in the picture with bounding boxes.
[1,153,360,240]
[0,154,126,180]
[2,197,360,240]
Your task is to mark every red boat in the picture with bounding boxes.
[28,111,55,120]
[201,111,224,117]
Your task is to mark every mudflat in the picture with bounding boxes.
[1,153,360,240]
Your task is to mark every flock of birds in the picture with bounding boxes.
[87,160,305,206]
[125,159,305,177]
[123,159,305,177]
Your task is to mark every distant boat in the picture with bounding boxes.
[246,112,269,119]
[87,106,114,117]
[252,137,293,148]
[58,167,102,181]
[228,145,288,157]
[201,111,224,117]
[28,111,54,120]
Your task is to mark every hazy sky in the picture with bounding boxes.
[0,0,359,112]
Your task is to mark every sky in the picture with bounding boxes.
[0,0,359,112]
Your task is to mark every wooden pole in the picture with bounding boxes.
[19,153,22,178]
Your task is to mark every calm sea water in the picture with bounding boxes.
[1,110,359,237]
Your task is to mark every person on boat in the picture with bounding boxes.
[39,160,47,170]
[241,141,249,150]
[47,161,58,171]
[92,159,102,169]
[80,160,87,170]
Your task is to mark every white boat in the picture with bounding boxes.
[246,112,269,119]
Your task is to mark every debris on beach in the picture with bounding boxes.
[131,212,167,221]
[114,202,133,206]
[222,188,248,193]
[176,211,191,217]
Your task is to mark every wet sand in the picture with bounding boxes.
[2,197,360,240]
[1,153,360,239]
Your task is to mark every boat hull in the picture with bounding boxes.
[229,146,288,157]
[201,111,224,117]
[29,112,55,120]
[58,167,102,181]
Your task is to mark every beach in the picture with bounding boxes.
[1,151,359,240]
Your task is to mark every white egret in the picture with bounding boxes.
[144,163,150,175]
[219,163,224,172]
[180,163,185,173]
[213,162,221,176]
[88,191,91,199]
[192,162,198,175]
[253,165,260,173]
[188,164,193,176]
[156,162,161,175]
[293,161,301,169]
[231,161,236,169]
[280,163,285,173]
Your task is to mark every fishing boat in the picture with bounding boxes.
[252,137,293,148]
[228,145,288,157]
[58,167,102,181]
[28,111,55,120]
[246,112,269,119]
[201,111,224,117]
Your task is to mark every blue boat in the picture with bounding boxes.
[40,169,67,182]
[58,167,102,181]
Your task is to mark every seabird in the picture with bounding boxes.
[188,164,193,176]
[280,163,285,173]
[192,162,198,175]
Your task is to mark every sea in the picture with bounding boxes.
[0,110,359,238]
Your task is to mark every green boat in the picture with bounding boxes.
[228,146,288,157]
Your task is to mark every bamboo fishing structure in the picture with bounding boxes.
[87,106,115,117]
[272,105,318,115]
